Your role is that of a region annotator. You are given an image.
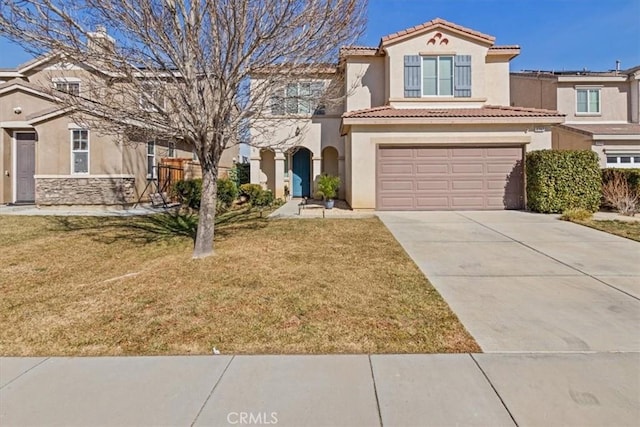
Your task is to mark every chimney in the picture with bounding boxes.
[88,25,115,56]
[616,60,621,74]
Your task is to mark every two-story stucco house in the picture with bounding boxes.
[511,66,640,168]
[0,29,238,206]
[250,18,565,211]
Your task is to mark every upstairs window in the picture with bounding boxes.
[54,80,80,96]
[405,54,470,98]
[422,56,454,96]
[71,129,89,174]
[577,88,600,114]
[271,82,325,116]
[140,83,165,112]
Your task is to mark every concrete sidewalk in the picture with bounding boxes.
[0,203,178,216]
[2,353,638,426]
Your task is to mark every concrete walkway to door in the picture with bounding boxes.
[377,210,640,352]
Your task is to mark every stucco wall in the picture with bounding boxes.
[346,124,546,209]
[0,90,56,121]
[510,76,557,110]
[484,60,511,105]
[557,82,630,122]
[345,57,385,112]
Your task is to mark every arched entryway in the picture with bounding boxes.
[292,147,312,197]
[259,149,275,193]
[322,146,339,177]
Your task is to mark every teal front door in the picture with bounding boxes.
[292,149,311,197]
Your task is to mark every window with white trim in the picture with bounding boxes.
[606,153,640,168]
[422,56,454,96]
[576,88,600,114]
[71,129,89,174]
[271,81,325,116]
[147,141,156,178]
[54,81,80,96]
[140,83,165,112]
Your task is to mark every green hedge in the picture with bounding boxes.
[173,177,238,210]
[526,150,601,213]
[602,168,640,191]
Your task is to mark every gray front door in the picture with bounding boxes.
[15,132,36,203]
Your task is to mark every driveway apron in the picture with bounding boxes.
[377,211,640,352]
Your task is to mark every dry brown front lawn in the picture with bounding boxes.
[0,210,479,356]
[575,219,640,242]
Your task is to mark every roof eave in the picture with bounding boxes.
[342,116,565,125]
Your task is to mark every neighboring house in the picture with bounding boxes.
[511,66,640,168]
[0,31,238,206]
[249,18,565,210]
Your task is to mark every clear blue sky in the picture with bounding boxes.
[1,0,638,71]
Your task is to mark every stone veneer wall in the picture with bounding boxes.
[35,176,136,205]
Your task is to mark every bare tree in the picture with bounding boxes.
[0,0,367,258]
[602,171,639,216]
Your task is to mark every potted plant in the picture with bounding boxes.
[316,174,340,209]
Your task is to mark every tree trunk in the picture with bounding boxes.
[193,166,217,259]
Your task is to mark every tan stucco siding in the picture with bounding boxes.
[1,129,11,203]
[345,57,385,111]
[557,82,630,122]
[484,60,511,105]
[346,124,544,209]
[33,119,124,176]
[510,76,558,110]
[384,30,492,104]
[0,90,56,121]
[251,117,343,157]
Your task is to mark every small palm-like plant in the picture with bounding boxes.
[317,174,340,201]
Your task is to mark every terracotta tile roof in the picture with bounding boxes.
[343,105,564,119]
[339,46,381,57]
[489,45,520,50]
[559,123,640,136]
[381,18,495,45]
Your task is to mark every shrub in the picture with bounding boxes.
[601,170,639,216]
[253,189,274,209]
[316,174,340,200]
[173,177,238,211]
[216,177,238,210]
[239,183,263,202]
[526,150,601,213]
[560,208,593,222]
[602,168,640,192]
[173,179,202,209]
[228,162,250,188]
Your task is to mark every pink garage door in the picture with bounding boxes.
[376,146,524,210]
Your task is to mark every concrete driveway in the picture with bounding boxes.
[378,211,640,352]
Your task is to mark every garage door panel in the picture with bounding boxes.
[379,196,414,209]
[486,163,520,174]
[451,148,483,157]
[377,146,524,211]
[379,163,414,175]
[486,147,522,157]
[452,180,483,190]
[451,196,486,208]
[416,148,449,158]
[380,180,413,191]
[487,180,508,190]
[416,196,451,208]
[416,164,449,174]
[451,163,484,174]
[380,148,415,158]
